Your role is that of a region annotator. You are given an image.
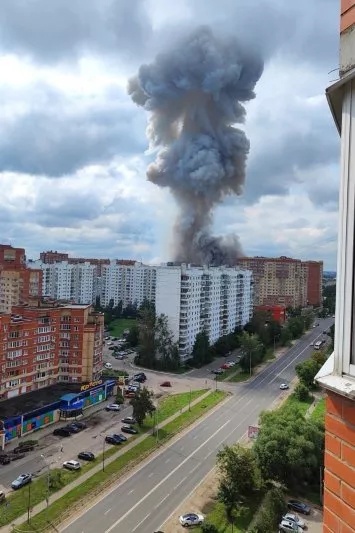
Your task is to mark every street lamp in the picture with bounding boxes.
[40,454,50,509]
[102,436,106,472]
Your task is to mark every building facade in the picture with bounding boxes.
[0,303,103,401]
[315,3,355,532]
[255,305,286,324]
[237,256,323,308]
[155,264,253,361]
[0,245,42,314]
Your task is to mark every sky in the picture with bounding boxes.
[0,0,340,269]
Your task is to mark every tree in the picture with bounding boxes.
[201,524,219,533]
[293,383,311,402]
[287,316,305,339]
[329,324,335,349]
[130,387,155,426]
[252,487,286,533]
[136,305,156,368]
[217,444,261,518]
[245,311,282,348]
[239,332,264,372]
[191,331,211,367]
[155,314,180,370]
[295,358,320,389]
[126,323,139,347]
[115,387,124,404]
[254,406,324,489]
[280,326,292,346]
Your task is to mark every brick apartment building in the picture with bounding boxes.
[0,245,42,314]
[237,256,323,308]
[315,2,355,532]
[0,302,104,401]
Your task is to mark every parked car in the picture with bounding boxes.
[53,427,71,437]
[282,513,306,529]
[11,473,32,490]
[122,416,137,424]
[160,381,172,387]
[72,421,87,430]
[133,373,147,382]
[105,403,121,412]
[105,435,122,445]
[63,460,81,471]
[121,425,138,435]
[211,368,223,375]
[112,433,128,442]
[287,500,311,515]
[280,383,289,390]
[279,519,303,533]
[108,346,116,351]
[0,454,11,465]
[78,451,95,461]
[65,424,81,434]
[179,512,204,527]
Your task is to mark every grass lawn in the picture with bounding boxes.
[10,391,226,530]
[195,494,263,533]
[281,393,314,416]
[108,318,135,337]
[310,398,326,426]
[228,370,251,383]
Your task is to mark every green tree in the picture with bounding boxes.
[295,358,319,388]
[280,326,292,346]
[155,314,180,371]
[302,309,315,330]
[245,310,282,348]
[201,524,219,533]
[191,330,211,367]
[252,487,286,533]
[217,444,261,518]
[254,406,324,489]
[126,323,139,347]
[130,387,155,426]
[323,284,336,314]
[115,387,124,404]
[136,305,156,368]
[293,383,311,402]
[329,324,335,349]
[287,316,305,339]
[239,332,264,372]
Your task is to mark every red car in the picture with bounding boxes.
[160,381,172,387]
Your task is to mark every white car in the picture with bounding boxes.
[280,383,289,390]
[279,519,303,533]
[105,403,121,412]
[282,513,306,529]
[179,512,204,527]
[63,460,81,471]
[104,362,112,369]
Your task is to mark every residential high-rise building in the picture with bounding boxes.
[29,261,96,304]
[155,264,253,361]
[0,245,42,314]
[315,3,355,532]
[237,256,323,308]
[0,303,103,400]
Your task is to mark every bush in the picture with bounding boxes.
[252,486,286,533]
[201,523,219,533]
[293,383,311,402]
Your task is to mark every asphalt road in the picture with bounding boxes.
[61,318,333,533]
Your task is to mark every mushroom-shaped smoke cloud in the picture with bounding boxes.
[128,26,263,265]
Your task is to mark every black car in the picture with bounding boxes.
[105,435,122,445]
[78,451,95,461]
[65,424,81,433]
[133,373,146,383]
[287,500,311,515]
[0,454,11,465]
[72,421,87,430]
[53,427,71,437]
[121,425,138,435]
[113,433,128,442]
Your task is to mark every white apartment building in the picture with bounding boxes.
[28,261,95,304]
[155,264,253,361]
[100,261,156,308]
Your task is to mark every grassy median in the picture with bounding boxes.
[7,390,227,531]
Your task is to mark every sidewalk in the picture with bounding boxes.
[2,389,213,532]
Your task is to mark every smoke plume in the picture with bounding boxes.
[128,26,263,265]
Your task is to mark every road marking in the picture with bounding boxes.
[148,472,154,477]
[268,340,317,384]
[175,475,187,489]
[193,435,198,440]
[155,493,170,509]
[132,512,150,532]
[165,458,170,464]
[104,508,111,515]
[128,489,134,494]
[104,419,231,533]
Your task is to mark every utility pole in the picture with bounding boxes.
[27,483,31,524]
[102,437,106,472]
[41,454,50,509]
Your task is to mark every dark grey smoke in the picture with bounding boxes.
[128,26,263,265]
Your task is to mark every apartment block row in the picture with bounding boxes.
[0,302,104,401]
[237,256,323,308]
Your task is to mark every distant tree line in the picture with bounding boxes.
[94,297,138,324]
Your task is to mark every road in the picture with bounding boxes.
[61,318,333,533]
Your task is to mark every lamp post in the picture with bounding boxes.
[102,437,106,472]
[40,454,50,509]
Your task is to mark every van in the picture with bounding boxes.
[104,362,112,369]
